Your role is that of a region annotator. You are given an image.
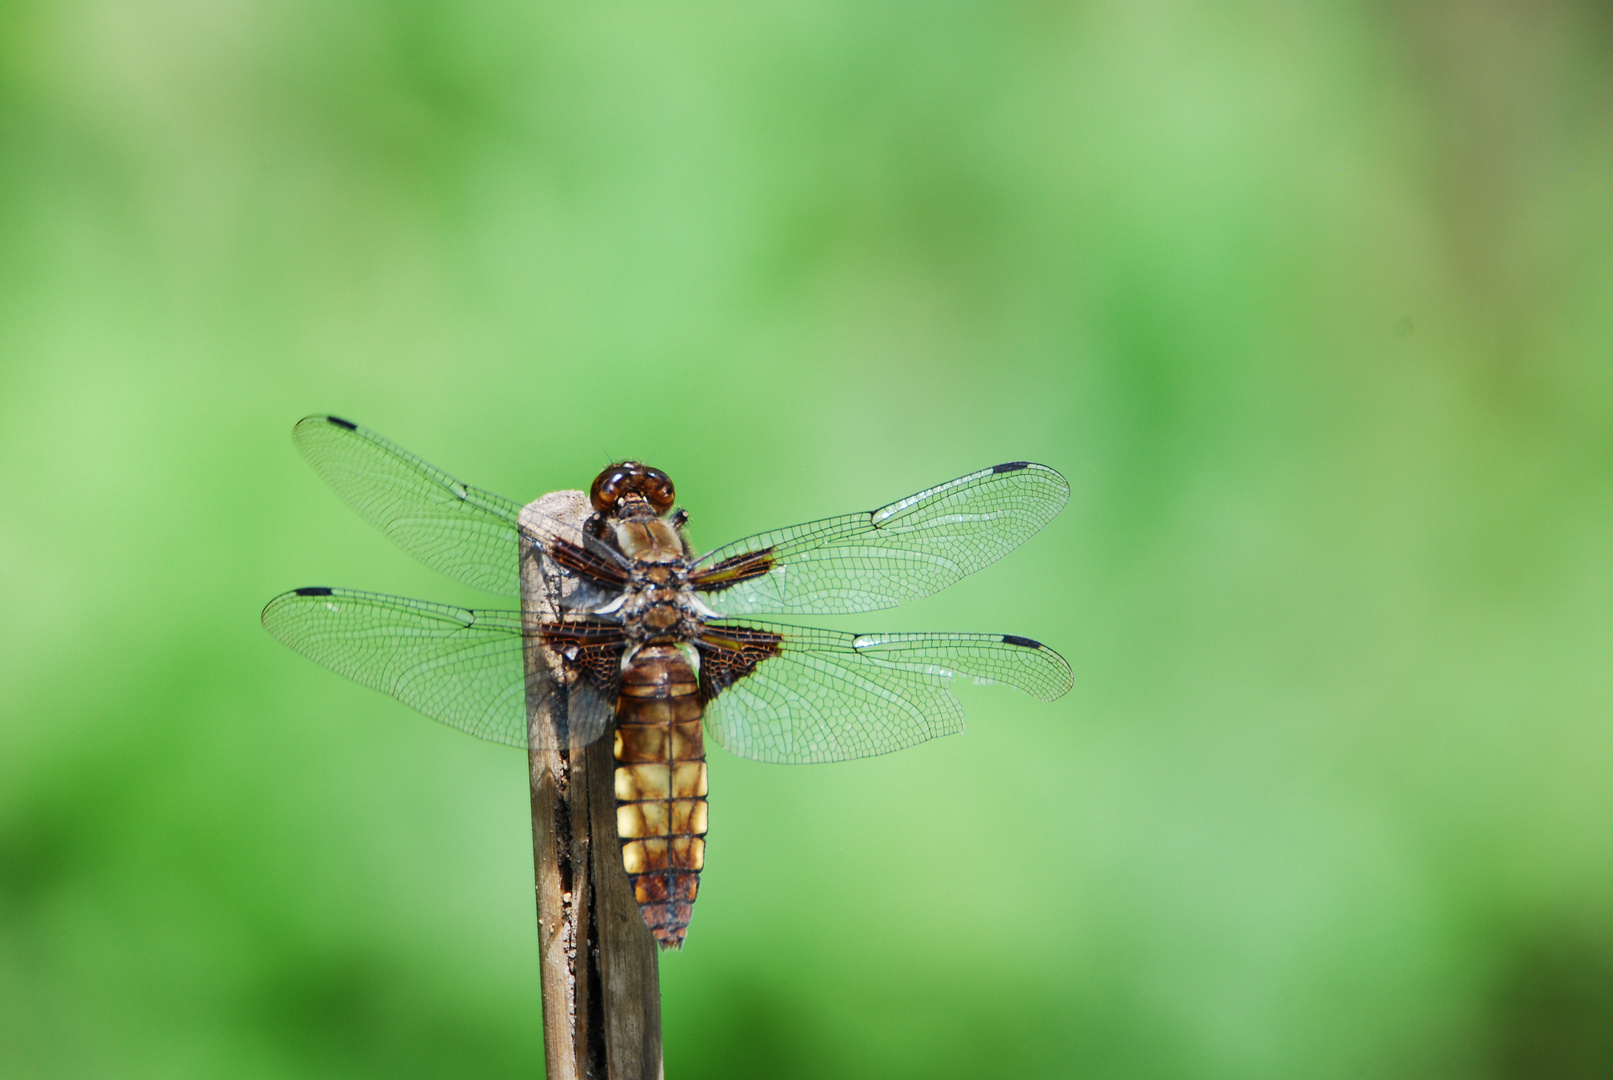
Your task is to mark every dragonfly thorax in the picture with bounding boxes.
[595,493,712,644]
[613,517,687,563]
[613,560,709,644]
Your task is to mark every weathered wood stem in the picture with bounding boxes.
[521,493,663,1080]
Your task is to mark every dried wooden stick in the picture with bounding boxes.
[521,491,663,1080]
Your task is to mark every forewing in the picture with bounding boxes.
[692,462,1069,616]
[260,587,615,750]
[697,620,1073,764]
[293,416,525,597]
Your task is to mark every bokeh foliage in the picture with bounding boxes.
[4,1,1613,1077]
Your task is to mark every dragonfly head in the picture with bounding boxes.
[591,461,676,520]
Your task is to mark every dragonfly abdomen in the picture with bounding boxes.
[612,644,708,950]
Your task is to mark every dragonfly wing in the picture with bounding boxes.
[696,620,1073,764]
[293,416,526,597]
[260,587,615,750]
[691,462,1069,616]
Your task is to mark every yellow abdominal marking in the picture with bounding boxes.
[617,799,707,839]
[620,836,705,875]
[613,761,707,802]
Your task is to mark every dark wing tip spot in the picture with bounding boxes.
[325,416,358,430]
[294,586,334,596]
[993,461,1031,474]
[1001,634,1042,649]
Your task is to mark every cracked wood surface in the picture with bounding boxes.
[522,491,662,1080]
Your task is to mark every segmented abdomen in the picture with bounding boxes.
[613,644,708,949]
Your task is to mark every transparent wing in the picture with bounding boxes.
[293,416,526,597]
[260,587,615,750]
[693,462,1069,616]
[699,621,1073,764]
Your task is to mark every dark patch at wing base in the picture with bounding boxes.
[694,625,784,703]
[540,620,628,697]
[547,538,633,589]
[690,548,776,593]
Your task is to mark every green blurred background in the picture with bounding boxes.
[3,2,1612,1077]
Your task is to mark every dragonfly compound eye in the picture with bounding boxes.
[591,465,635,513]
[640,468,675,515]
[592,462,675,515]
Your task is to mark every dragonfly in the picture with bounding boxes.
[262,417,1072,948]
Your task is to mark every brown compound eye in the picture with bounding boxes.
[590,462,676,516]
[590,465,636,513]
[640,467,675,515]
